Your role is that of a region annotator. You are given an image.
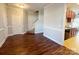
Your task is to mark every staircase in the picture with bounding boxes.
[27,28,35,35]
[27,11,39,35]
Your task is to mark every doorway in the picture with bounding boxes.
[64,3,79,54]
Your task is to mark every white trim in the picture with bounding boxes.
[8,31,26,36]
[63,4,67,42]
[35,31,43,34]
[0,29,8,47]
[43,26,64,45]
[44,26,62,31]
[43,33,63,45]
[0,37,7,47]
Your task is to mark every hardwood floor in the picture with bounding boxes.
[64,36,79,54]
[0,33,78,55]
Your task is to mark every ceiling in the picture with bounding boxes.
[67,4,79,11]
[8,3,49,11]
[26,3,49,11]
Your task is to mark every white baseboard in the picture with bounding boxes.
[8,31,26,36]
[0,31,27,47]
[0,37,7,47]
[43,27,64,45]
[43,34,62,45]
[35,32,43,34]
[0,29,8,47]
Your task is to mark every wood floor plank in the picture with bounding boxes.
[0,33,78,55]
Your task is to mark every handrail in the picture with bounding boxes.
[32,19,38,24]
[31,19,38,32]
[31,11,39,31]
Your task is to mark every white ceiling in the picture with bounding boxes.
[8,3,49,11]
[26,3,49,11]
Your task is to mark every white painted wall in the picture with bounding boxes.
[35,10,44,33]
[6,6,13,35]
[11,7,24,35]
[7,5,28,36]
[43,4,66,45]
[6,5,26,36]
[0,4,8,47]
[0,4,28,47]
[23,10,28,33]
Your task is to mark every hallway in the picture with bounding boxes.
[0,33,78,55]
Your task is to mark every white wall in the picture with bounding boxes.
[11,7,24,35]
[6,5,27,36]
[6,6,13,35]
[23,10,28,33]
[0,4,28,47]
[43,4,66,45]
[35,10,44,33]
[0,4,8,47]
